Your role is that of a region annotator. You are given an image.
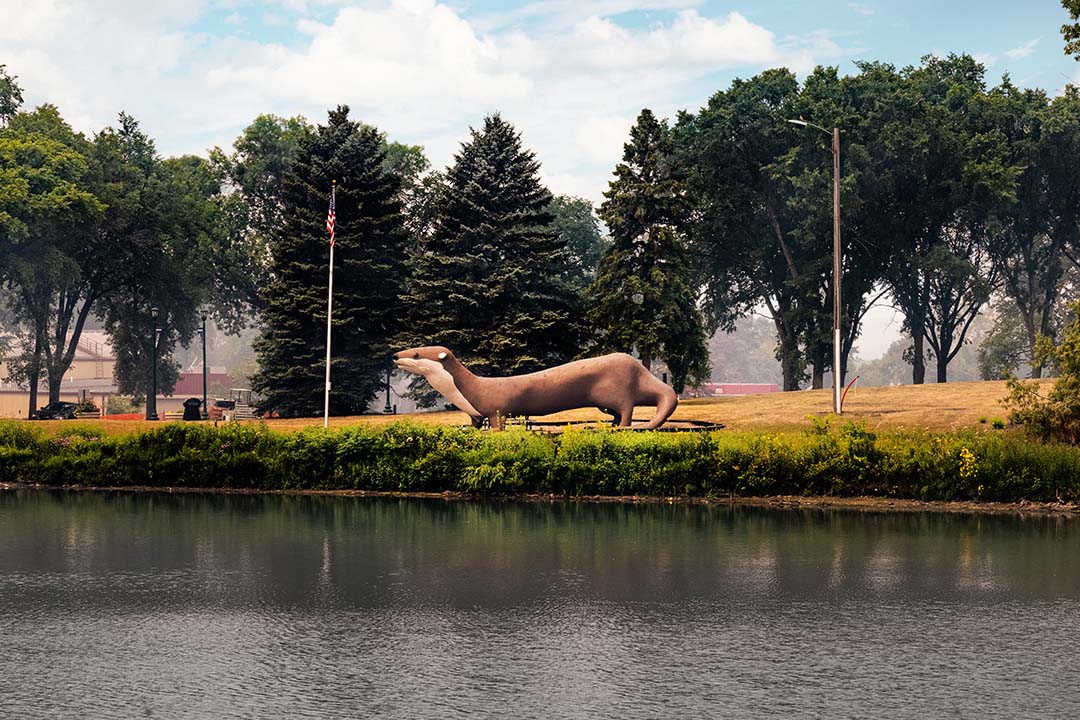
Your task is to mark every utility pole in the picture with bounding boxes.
[200,315,208,420]
[831,126,842,416]
[788,118,843,414]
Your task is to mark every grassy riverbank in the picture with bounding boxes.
[27,379,1037,437]
[1,417,1078,505]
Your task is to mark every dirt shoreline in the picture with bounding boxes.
[2,481,1077,517]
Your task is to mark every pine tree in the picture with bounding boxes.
[405,114,577,381]
[587,108,709,392]
[253,106,408,416]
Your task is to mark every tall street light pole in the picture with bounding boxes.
[788,118,843,415]
[200,314,208,420]
[147,306,160,421]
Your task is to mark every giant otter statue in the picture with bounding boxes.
[393,346,678,430]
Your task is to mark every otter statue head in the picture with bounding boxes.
[393,346,480,417]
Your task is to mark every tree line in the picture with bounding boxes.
[0,86,242,412]
[0,67,625,416]
[675,55,1080,390]
[249,108,698,416]
[3,40,1080,416]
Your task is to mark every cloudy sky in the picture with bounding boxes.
[3,0,1078,355]
[4,0,1076,204]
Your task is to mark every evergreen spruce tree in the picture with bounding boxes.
[406,114,577,383]
[587,108,709,392]
[253,106,408,416]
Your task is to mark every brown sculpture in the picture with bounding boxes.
[393,346,678,430]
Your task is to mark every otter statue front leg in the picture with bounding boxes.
[599,406,620,427]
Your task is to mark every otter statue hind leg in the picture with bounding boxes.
[642,387,678,430]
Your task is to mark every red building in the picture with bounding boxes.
[693,383,779,397]
[172,370,233,398]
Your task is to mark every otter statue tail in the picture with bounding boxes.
[642,385,678,430]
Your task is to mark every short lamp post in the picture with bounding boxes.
[383,364,393,414]
[787,117,843,415]
[197,315,208,420]
[146,306,160,421]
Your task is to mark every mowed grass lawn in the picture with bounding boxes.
[32,379,1049,436]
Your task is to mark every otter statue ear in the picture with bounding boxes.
[438,352,447,360]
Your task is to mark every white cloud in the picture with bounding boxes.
[195,2,803,202]
[264,0,348,13]
[207,1,536,132]
[973,52,998,68]
[1,0,844,204]
[575,115,633,164]
[1004,38,1039,60]
[848,3,874,17]
[564,11,778,70]
[0,0,210,130]
[779,29,854,75]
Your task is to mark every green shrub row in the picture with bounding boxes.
[0,419,1077,503]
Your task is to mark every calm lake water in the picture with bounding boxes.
[1,490,1078,719]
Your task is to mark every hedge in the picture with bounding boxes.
[0,419,1077,503]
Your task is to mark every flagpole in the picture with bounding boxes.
[324,180,336,428]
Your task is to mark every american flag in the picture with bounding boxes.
[326,186,336,248]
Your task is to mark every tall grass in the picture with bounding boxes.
[1,419,1077,503]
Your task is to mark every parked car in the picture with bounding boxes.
[31,401,78,420]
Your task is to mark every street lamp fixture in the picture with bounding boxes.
[147,306,160,421]
[788,117,843,415]
[383,363,394,414]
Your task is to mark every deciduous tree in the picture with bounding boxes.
[977,82,1080,378]
[549,195,608,292]
[1,106,103,412]
[863,56,1011,383]
[96,141,224,399]
[0,65,21,126]
[1063,0,1080,58]
[676,70,809,390]
[210,114,315,321]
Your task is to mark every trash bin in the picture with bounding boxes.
[182,397,202,421]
